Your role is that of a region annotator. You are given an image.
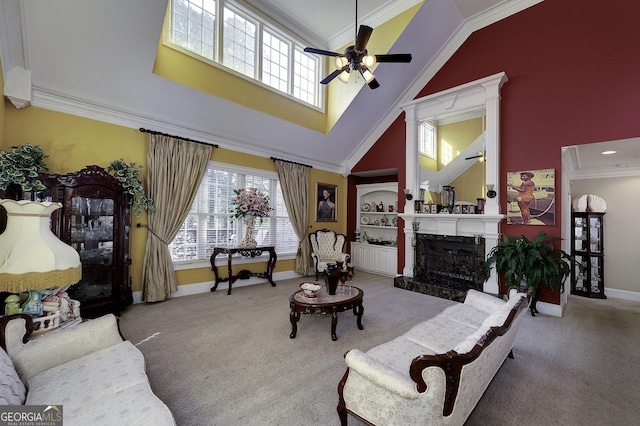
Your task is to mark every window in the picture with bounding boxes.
[168,162,298,263]
[419,120,436,159]
[167,0,320,107]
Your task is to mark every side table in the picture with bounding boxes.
[210,245,277,295]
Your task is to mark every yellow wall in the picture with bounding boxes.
[1,57,6,145]
[3,105,347,294]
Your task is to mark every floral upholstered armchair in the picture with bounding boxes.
[309,229,350,279]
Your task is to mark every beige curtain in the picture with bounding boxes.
[274,160,311,276]
[142,134,212,302]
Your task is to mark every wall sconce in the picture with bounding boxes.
[486,184,497,199]
[404,189,413,200]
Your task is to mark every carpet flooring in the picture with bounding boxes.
[117,272,640,426]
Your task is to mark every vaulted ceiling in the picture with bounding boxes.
[1,0,547,174]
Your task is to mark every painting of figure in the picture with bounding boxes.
[316,183,337,221]
[506,168,555,225]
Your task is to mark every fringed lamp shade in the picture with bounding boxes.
[0,199,81,293]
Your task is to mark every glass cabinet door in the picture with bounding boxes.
[571,212,605,299]
[68,195,116,302]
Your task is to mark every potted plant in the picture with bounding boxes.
[106,158,155,217]
[482,231,581,316]
[0,144,49,197]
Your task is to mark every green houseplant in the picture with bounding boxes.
[0,144,49,194]
[483,231,580,316]
[107,158,155,217]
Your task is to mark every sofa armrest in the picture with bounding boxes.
[345,349,419,399]
[8,314,124,382]
[463,289,506,314]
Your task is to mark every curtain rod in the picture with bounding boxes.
[139,128,219,148]
[270,157,312,168]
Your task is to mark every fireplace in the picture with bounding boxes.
[395,234,485,301]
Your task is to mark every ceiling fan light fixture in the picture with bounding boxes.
[362,54,376,68]
[338,69,351,83]
[360,68,375,84]
[335,56,349,69]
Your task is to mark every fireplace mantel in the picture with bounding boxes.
[399,212,505,294]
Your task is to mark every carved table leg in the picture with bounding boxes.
[354,302,364,330]
[331,306,339,341]
[210,252,221,292]
[289,304,300,339]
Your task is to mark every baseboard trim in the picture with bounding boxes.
[602,288,640,302]
[132,270,304,304]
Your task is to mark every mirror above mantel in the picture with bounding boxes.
[401,72,508,216]
[418,105,486,202]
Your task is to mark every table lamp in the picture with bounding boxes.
[0,199,81,294]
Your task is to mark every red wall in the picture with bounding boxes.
[353,0,640,303]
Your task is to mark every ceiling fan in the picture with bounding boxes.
[303,1,412,90]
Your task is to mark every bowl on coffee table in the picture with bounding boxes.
[300,282,323,298]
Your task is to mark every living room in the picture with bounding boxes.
[1,0,640,424]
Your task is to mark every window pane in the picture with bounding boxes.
[262,30,289,93]
[294,49,318,105]
[171,0,215,61]
[223,7,256,78]
[419,121,436,159]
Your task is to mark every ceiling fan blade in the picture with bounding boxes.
[304,47,340,57]
[355,25,373,52]
[320,68,345,85]
[367,78,380,90]
[374,53,412,63]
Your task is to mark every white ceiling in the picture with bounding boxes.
[7,0,633,178]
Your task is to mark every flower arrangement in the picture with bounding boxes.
[230,187,270,220]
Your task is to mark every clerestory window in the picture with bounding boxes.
[167,0,321,108]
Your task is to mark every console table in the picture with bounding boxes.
[210,246,277,295]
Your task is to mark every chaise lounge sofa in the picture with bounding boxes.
[337,289,527,425]
[0,313,175,426]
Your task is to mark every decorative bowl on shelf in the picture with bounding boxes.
[300,282,323,298]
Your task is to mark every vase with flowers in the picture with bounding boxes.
[230,187,270,247]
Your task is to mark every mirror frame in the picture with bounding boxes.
[401,72,508,215]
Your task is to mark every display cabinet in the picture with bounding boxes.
[353,183,398,277]
[40,166,133,316]
[570,212,605,299]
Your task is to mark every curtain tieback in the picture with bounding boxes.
[136,223,171,245]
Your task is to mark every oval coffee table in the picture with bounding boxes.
[289,286,364,341]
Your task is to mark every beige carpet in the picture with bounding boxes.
[118,272,640,426]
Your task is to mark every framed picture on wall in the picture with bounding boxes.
[506,168,555,225]
[316,183,337,221]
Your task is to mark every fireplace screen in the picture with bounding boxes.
[414,234,485,292]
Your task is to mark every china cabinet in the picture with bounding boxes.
[353,183,398,277]
[570,212,605,299]
[39,166,133,316]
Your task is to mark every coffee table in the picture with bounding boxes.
[289,286,364,341]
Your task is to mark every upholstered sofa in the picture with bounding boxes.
[0,313,175,426]
[309,229,350,279]
[337,289,528,425]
